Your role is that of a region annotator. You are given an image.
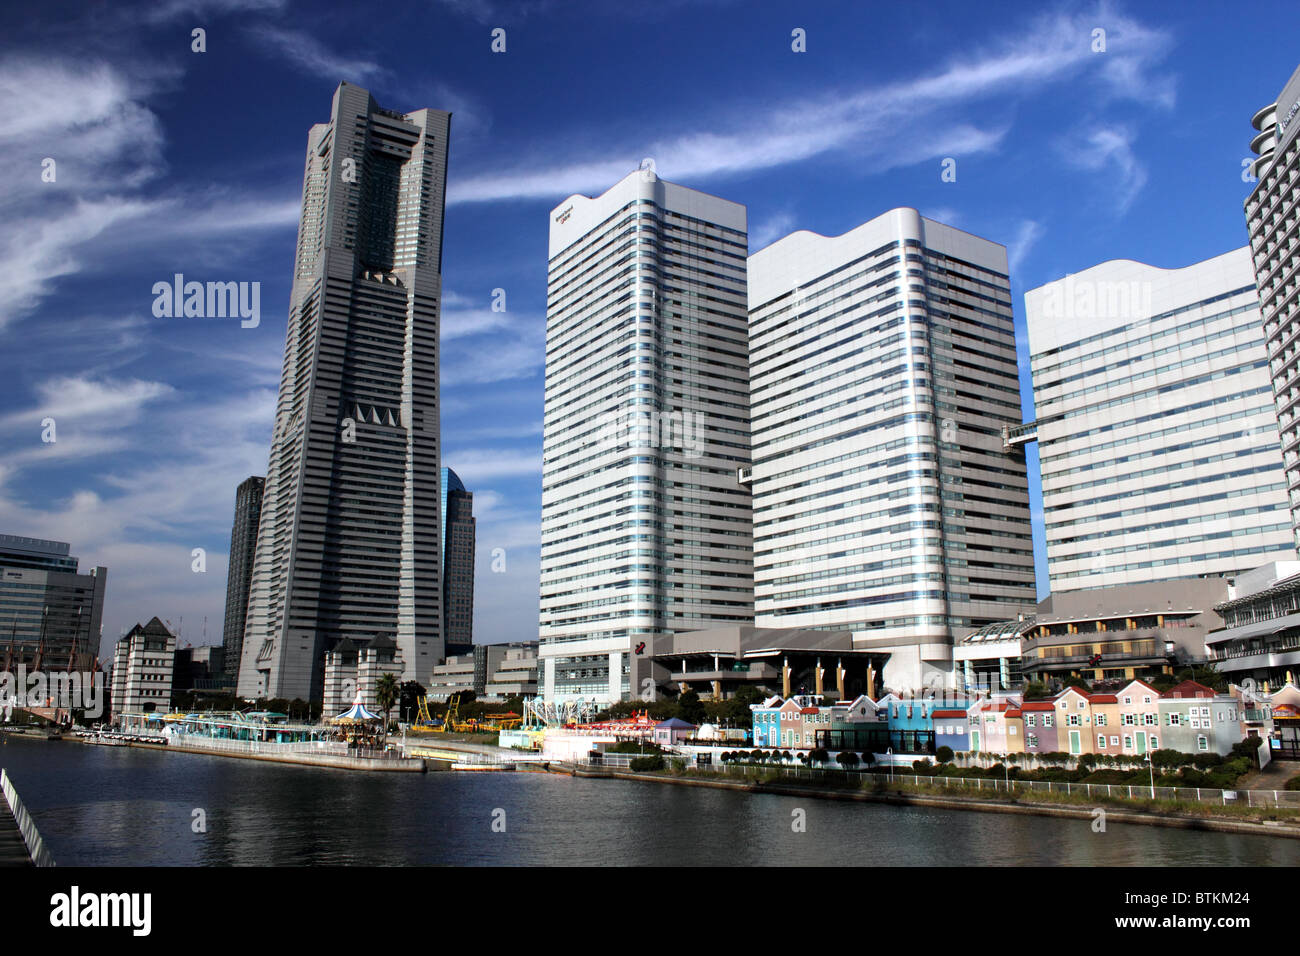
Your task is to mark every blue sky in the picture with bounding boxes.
[1,0,1296,655]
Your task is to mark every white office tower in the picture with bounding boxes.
[538,169,753,703]
[238,83,450,702]
[746,209,1035,692]
[1025,248,1295,594]
[1246,63,1300,547]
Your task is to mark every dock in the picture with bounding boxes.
[0,769,54,866]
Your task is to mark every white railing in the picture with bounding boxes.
[1,768,54,867]
[602,760,1300,808]
[166,735,348,756]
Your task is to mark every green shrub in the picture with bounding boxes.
[935,745,954,764]
[629,755,665,772]
[912,758,934,774]
[1149,748,1185,769]
[1285,775,1300,791]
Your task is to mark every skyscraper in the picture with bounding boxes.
[441,466,475,647]
[0,533,106,671]
[1246,63,1300,547]
[537,168,754,703]
[745,210,1035,691]
[237,83,450,702]
[220,475,263,687]
[1025,248,1295,592]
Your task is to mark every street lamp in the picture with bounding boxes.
[1147,750,1155,799]
[887,746,893,783]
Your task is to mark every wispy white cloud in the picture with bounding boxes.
[1008,220,1045,274]
[1059,124,1148,213]
[447,5,1173,205]
[749,212,796,252]
[246,25,387,84]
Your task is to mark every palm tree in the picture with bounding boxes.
[375,672,400,749]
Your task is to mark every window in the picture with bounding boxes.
[1143,696,1151,705]
[1123,735,1133,749]
[1151,735,1159,748]
[1068,715,1081,726]
[1043,715,1053,728]
[1197,735,1209,752]
[1123,714,1135,726]
[1026,715,1036,727]
[1123,696,1132,704]
[1169,713,1180,726]
[1097,735,1106,748]
[1110,736,1119,746]
[1096,714,1107,727]
[1144,714,1157,726]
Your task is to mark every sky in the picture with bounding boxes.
[1,0,1296,656]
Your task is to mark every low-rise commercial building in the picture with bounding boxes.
[427,641,540,700]
[647,625,880,703]
[1204,561,1300,687]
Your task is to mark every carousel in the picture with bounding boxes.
[330,690,384,751]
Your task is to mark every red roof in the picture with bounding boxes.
[1088,694,1118,703]
[800,707,819,715]
[931,709,967,718]
[1005,709,1022,718]
[1021,701,1055,711]
[1162,680,1215,699]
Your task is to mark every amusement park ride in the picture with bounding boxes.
[410,692,522,734]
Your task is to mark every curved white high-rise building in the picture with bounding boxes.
[237,83,450,702]
[1246,63,1300,547]
[1026,249,1294,593]
[537,169,753,703]
[746,210,1035,691]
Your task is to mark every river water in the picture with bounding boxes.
[5,738,1298,866]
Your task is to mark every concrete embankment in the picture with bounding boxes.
[70,735,426,773]
[561,767,1300,840]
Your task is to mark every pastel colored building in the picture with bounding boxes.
[1019,701,1058,753]
[751,695,784,748]
[932,709,970,752]
[968,697,1023,754]
[1116,679,1163,755]
[1158,680,1243,756]
[1054,687,1095,755]
[1088,693,1123,757]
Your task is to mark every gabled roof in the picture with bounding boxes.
[1005,709,1023,718]
[1055,686,1091,703]
[1088,694,1118,704]
[931,709,968,718]
[1020,701,1056,711]
[1117,678,1160,697]
[1161,680,1215,700]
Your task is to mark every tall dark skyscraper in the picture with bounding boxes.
[441,467,475,647]
[237,82,451,702]
[221,476,264,687]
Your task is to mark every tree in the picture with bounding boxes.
[399,681,427,720]
[1062,675,1091,692]
[837,751,860,770]
[375,672,400,748]
[936,745,955,764]
[1022,681,1049,701]
[676,689,706,726]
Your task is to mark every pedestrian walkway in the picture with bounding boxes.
[0,803,31,866]
[1241,759,1297,791]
